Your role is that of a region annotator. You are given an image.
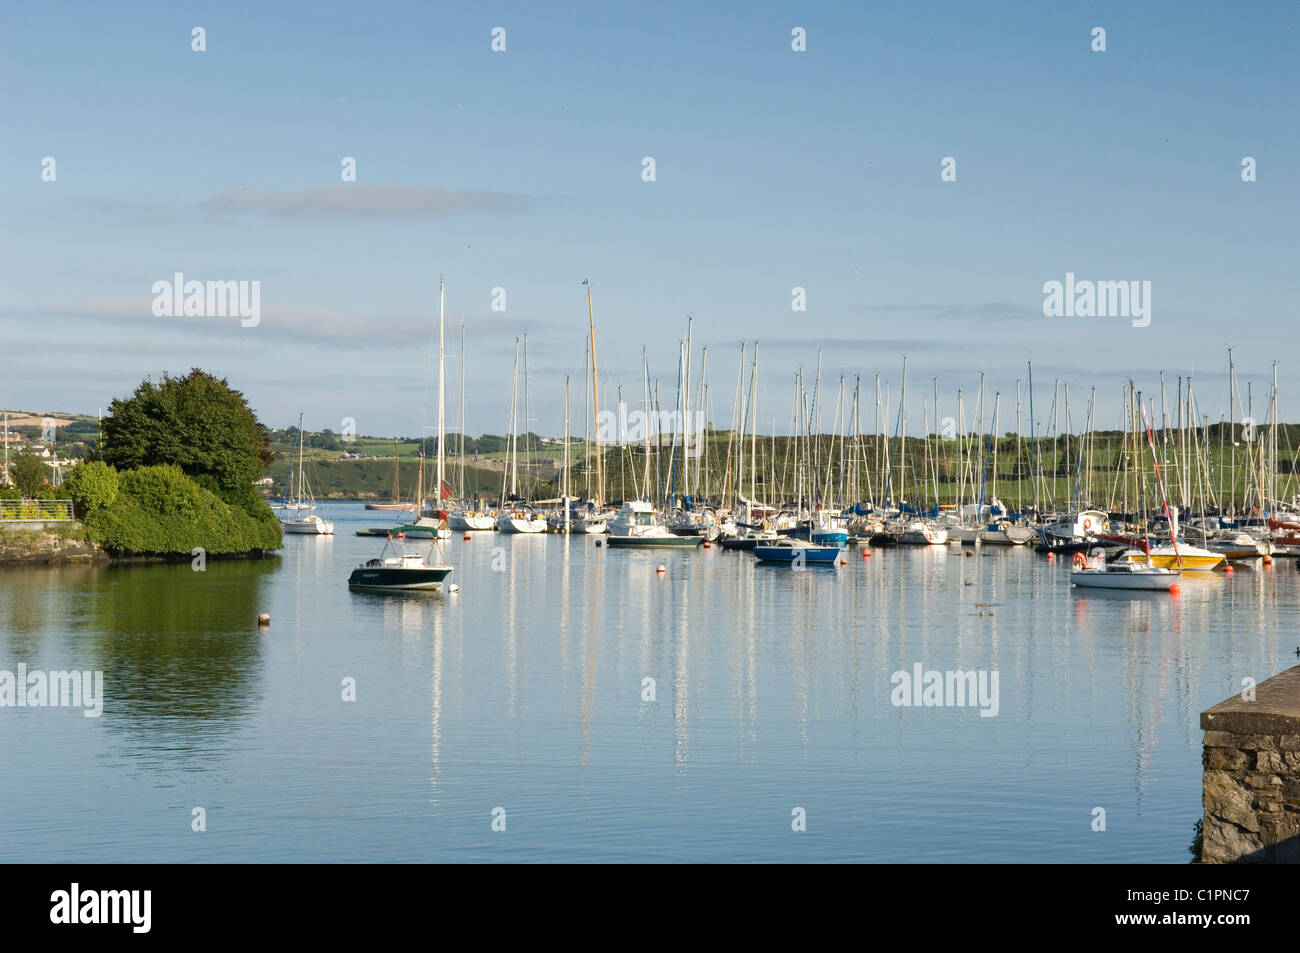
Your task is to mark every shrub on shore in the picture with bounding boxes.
[83,464,281,557]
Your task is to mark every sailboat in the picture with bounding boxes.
[1070,547,1181,591]
[495,333,547,533]
[366,442,416,511]
[348,278,454,591]
[754,536,840,565]
[570,279,615,534]
[280,413,334,535]
[448,324,496,531]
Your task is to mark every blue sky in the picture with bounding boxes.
[2,1,1297,439]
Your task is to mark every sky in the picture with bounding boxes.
[2,1,1297,441]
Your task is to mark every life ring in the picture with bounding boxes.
[1073,552,1087,570]
[1082,517,1093,532]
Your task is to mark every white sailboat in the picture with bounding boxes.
[280,413,334,535]
[1070,549,1181,591]
[448,324,496,531]
[571,278,615,534]
[495,333,546,534]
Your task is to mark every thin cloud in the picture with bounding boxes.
[202,185,527,219]
[861,301,1042,322]
[79,185,530,223]
[8,299,551,345]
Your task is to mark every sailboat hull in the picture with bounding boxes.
[1125,550,1225,572]
[282,516,334,535]
[1070,569,1178,590]
[449,512,495,531]
[497,515,547,534]
[606,534,702,548]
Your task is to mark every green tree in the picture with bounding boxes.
[60,460,120,515]
[100,369,274,504]
[11,449,49,497]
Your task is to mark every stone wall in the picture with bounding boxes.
[1200,664,1300,863]
[0,524,106,565]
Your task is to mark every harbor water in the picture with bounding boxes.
[2,502,1296,862]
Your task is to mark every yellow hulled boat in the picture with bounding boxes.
[1124,544,1226,572]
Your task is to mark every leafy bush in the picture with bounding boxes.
[84,464,281,556]
[59,460,119,515]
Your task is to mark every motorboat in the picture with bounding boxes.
[348,537,453,591]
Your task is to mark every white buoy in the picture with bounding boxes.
[448,584,459,593]
[257,612,270,625]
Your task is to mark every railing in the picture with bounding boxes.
[0,499,75,521]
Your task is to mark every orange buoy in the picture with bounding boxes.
[1169,583,1180,595]
[965,551,973,558]
[463,534,471,541]
[1046,552,1055,561]
[1262,555,1273,565]
[702,541,711,549]
[656,564,666,574]
[1225,565,1234,575]
[840,558,847,565]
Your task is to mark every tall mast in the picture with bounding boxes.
[296,411,305,504]
[563,375,571,533]
[683,314,692,502]
[459,324,466,499]
[585,280,604,508]
[523,331,532,500]
[437,278,446,515]
[898,355,908,509]
[749,344,759,514]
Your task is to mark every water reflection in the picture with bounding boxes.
[6,504,1299,862]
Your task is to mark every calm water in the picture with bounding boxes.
[2,502,1297,862]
